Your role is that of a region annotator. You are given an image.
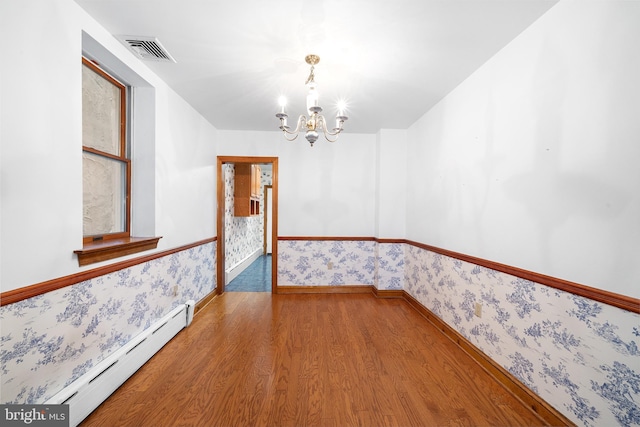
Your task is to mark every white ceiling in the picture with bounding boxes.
[75,0,558,134]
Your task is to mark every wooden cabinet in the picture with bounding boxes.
[234,164,261,216]
[251,164,261,199]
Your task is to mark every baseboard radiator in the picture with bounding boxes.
[46,300,195,427]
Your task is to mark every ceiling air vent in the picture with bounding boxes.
[117,36,176,63]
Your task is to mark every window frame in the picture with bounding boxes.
[75,54,160,267]
[81,57,132,244]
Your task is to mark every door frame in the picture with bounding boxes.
[263,185,273,255]
[216,156,278,294]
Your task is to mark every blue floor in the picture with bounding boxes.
[226,254,272,292]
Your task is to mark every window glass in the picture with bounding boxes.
[82,58,129,241]
[82,62,122,156]
[82,151,127,236]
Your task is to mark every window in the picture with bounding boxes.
[81,57,130,241]
[75,56,160,266]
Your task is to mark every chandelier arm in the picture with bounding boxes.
[322,128,340,143]
[316,115,344,137]
[280,115,307,135]
[323,127,342,137]
[283,132,299,141]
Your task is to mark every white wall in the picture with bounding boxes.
[217,130,378,237]
[375,129,407,239]
[0,0,217,292]
[406,0,640,297]
[3,0,636,299]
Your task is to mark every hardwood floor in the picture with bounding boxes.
[81,293,550,427]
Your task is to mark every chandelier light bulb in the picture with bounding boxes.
[278,96,287,114]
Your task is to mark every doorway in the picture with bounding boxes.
[216,156,278,294]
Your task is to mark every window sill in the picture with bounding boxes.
[74,236,162,266]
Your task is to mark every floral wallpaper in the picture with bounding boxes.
[279,239,639,427]
[375,243,405,291]
[0,241,215,405]
[404,245,640,427]
[278,240,376,286]
[223,164,272,271]
[2,234,637,427]
[277,241,404,290]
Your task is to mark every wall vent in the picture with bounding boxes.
[117,36,176,63]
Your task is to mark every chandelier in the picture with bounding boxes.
[276,54,348,146]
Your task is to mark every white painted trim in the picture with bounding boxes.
[225,248,262,285]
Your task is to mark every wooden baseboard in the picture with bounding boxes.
[277,285,373,295]
[402,291,575,427]
[276,285,404,299]
[194,288,219,315]
[372,288,404,298]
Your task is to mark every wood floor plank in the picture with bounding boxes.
[81,293,552,427]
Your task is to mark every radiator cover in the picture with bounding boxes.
[45,300,195,426]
